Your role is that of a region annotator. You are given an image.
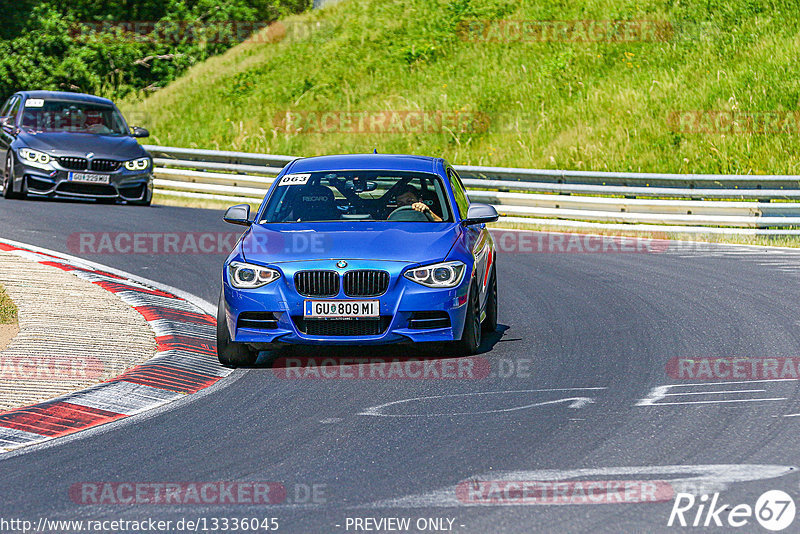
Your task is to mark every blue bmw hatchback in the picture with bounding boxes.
[217,154,499,366]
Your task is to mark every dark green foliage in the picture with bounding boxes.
[0,0,312,101]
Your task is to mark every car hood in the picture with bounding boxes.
[241,222,461,265]
[17,131,147,159]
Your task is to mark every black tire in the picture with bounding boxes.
[3,153,22,200]
[453,280,482,355]
[482,264,498,333]
[217,292,258,367]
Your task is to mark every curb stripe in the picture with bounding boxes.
[148,319,216,340]
[113,367,221,394]
[0,241,232,453]
[0,402,126,437]
[93,280,178,298]
[155,336,216,356]
[150,350,231,377]
[134,306,216,325]
[0,427,47,446]
[65,382,183,415]
[116,292,198,312]
[38,261,127,280]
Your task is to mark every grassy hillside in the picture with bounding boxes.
[122,0,800,174]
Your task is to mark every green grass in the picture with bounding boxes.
[153,192,261,212]
[0,285,17,325]
[122,0,800,175]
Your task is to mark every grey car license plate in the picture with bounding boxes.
[68,172,110,184]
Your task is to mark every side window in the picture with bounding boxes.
[0,98,11,117]
[6,97,21,123]
[1,96,17,119]
[447,167,470,218]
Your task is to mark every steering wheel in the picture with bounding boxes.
[387,205,435,222]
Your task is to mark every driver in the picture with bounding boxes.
[394,184,442,222]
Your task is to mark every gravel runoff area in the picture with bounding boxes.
[0,324,15,353]
[0,250,156,411]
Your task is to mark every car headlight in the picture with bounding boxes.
[228,261,281,289]
[404,261,466,288]
[124,157,150,171]
[19,148,51,165]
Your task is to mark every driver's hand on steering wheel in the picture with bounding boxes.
[412,202,442,222]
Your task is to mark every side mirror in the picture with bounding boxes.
[223,204,252,226]
[130,126,150,138]
[462,203,499,226]
[0,116,12,129]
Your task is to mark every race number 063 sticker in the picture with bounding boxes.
[279,174,311,186]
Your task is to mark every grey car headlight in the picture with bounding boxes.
[124,157,150,171]
[19,148,52,169]
[404,261,466,288]
[228,261,281,289]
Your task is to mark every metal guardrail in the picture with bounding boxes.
[144,145,800,234]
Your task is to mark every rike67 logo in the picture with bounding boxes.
[668,490,796,531]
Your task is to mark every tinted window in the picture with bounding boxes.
[19,100,128,135]
[6,97,21,122]
[447,167,470,218]
[260,171,453,223]
[0,96,16,118]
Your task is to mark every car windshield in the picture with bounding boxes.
[259,170,454,223]
[20,100,128,136]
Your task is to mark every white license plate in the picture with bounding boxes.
[304,300,379,318]
[69,172,110,184]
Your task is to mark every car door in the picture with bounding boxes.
[0,95,19,171]
[447,166,492,307]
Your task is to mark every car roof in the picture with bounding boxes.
[16,91,115,106]
[286,154,444,175]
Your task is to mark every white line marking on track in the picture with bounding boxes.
[358,388,605,417]
[663,389,766,396]
[637,380,797,406]
[643,398,787,406]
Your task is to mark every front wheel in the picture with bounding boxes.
[453,280,482,355]
[3,153,24,200]
[216,292,258,367]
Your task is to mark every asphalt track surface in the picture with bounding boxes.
[3,197,800,533]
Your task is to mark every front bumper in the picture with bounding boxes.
[223,259,471,346]
[16,159,153,202]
